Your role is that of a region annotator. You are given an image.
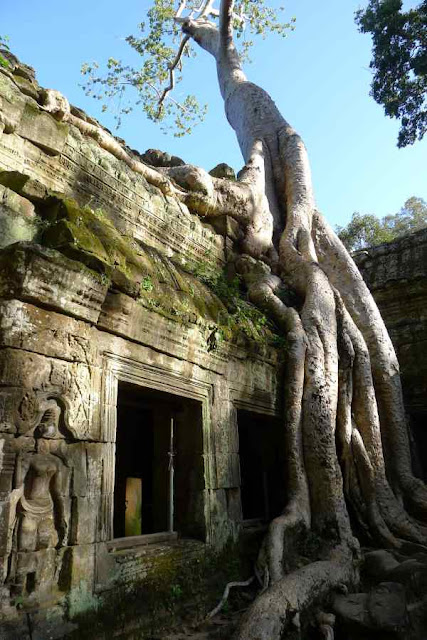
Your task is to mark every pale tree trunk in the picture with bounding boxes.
[174,1,427,637]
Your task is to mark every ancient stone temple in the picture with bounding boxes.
[0,53,286,637]
[0,52,426,639]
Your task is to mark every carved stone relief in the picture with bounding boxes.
[0,349,101,441]
[1,393,72,601]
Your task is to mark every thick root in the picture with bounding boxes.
[233,551,356,640]
[260,503,310,585]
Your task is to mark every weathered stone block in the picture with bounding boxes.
[0,500,14,556]
[0,243,109,323]
[0,183,34,218]
[67,443,88,497]
[0,438,19,546]
[0,208,36,248]
[0,350,51,389]
[207,489,236,547]
[0,300,98,364]
[208,215,241,242]
[0,170,48,202]
[94,542,117,590]
[12,75,39,102]
[211,395,241,488]
[70,496,99,545]
[0,184,36,249]
[65,363,102,441]
[17,103,69,156]
[97,493,113,542]
[69,441,103,493]
[12,547,58,595]
[99,290,226,373]
[356,229,427,420]
[0,71,27,132]
[86,443,106,493]
[0,390,24,433]
[226,487,242,523]
[0,553,9,585]
[65,544,98,615]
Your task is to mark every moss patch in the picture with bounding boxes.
[64,542,251,640]
[28,195,282,350]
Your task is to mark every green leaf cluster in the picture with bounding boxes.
[336,196,427,251]
[191,265,275,343]
[81,0,207,135]
[0,35,10,69]
[356,0,427,146]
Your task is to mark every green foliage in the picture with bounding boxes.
[194,266,276,344]
[0,35,10,69]
[141,274,154,291]
[336,196,427,251]
[170,583,183,600]
[81,0,206,135]
[81,0,294,135]
[356,0,427,146]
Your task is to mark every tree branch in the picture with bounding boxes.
[175,0,187,18]
[194,0,216,19]
[219,0,235,47]
[157,34,190,116]
[160,0,222,116]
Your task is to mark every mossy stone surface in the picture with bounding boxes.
[33,196,279,347]
[16,101,69,155]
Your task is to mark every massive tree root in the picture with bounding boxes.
[167,4,427,637]
[167,142,427,635]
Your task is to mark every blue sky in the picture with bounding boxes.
[2,0,426,228]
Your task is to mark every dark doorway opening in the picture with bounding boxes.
[410,412,427,482]
[114,382,205,540]
[237,410,286,522]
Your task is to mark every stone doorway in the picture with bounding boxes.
[410,412,427,482]
[237,410,285,522]
[113,382,206,541]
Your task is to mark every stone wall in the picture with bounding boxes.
[355,230,427,477]
[0,52,284,637]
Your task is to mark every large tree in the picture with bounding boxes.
[73,1,427,638]
[337,196,427,251]
[356,0,427,147]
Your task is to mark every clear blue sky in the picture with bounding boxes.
[2,0,426,228]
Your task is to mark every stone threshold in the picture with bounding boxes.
[106,531,178,551]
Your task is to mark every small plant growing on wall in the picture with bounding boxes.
[141,275,154,292]
[0,36,10,68]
